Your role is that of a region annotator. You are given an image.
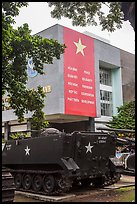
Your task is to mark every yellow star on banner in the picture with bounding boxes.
[74,38,86,56]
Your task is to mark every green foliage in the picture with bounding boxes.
[2,2,65,129]
[30,109,49,130]
[10,132,31,140]
[47,2,124,32]
[116,186,135,192]
[107,101,135,130]
[2,138,6,143]
[116,187,135,202]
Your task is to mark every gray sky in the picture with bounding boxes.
[13,2,135,54]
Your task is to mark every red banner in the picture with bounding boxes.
[64,27,96,117]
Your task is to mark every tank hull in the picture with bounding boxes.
[2,130,123,195]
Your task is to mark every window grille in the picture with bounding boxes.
[100,67,112,86]
[99,67,113,116]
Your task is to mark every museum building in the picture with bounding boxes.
[2,24,135,139]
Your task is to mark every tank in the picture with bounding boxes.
[2,143,15,202]
[2,128,123,195]
[97,127,135,175]
[2,166,15,202]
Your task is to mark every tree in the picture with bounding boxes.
[121,2,135,31]
[2,2,65,129]
[107,101,135,130]
[47,2,135,32]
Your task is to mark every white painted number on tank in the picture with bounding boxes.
[85,142,93,153]
[6,144,11,150]
[24,146,30,155]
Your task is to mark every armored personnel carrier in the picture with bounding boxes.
[2,166,15,202]
[2,128,123,195]
[2,143,15,202]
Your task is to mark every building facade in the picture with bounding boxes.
[120,50,135,102]
[2,24,135,139]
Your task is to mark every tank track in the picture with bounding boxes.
[103,172,121,187]
[79,172,121,188]
[10,169,73,196]
[2,166,16,202]
[9,169,121,196]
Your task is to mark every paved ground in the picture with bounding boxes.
[14,174,135,202]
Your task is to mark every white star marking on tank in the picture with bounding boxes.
[24,146,30,155]
[85,142,93,153]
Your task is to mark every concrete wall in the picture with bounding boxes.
[120,50,135,102]
[93,39,123,116]
[28,24,64,116]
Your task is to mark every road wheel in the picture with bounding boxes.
[81,178,92,187]
[32,174,42,192]
[43,175,55,193]
[14,173,22,189]
[92,176,105,188]
[56,176,67,190]
[22,174,32,190]
[55,175,72,193]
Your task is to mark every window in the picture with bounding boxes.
[101,101,113,116]
[99,67,113,116]
[100,90,113,116]
[100,67,112,86]
[100,90,112,101]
